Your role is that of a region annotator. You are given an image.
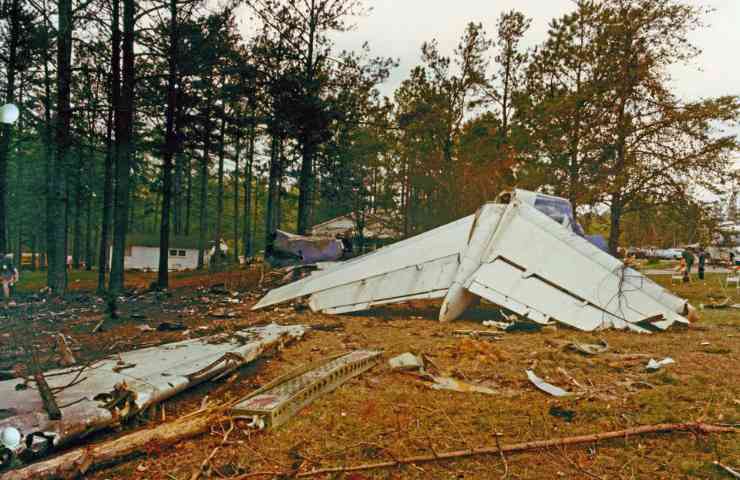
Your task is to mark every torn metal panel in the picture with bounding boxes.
[232,350,381,430]
[526,370,571,397]
[646,357,675,371]
[252,190,690,333]
[0,324,306,464]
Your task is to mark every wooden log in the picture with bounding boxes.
[0,412,220,480]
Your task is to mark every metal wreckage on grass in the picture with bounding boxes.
[0,324,307,467]
[254,189,695,333]
[0,189,702,477]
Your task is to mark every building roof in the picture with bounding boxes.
[311,211,401,239]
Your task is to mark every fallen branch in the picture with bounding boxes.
[30,352,61,421]
[0,411,224,480]
[715,461,740,479]
[280,422,734,478]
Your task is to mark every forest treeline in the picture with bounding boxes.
[0,0,738,293]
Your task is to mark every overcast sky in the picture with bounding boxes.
[324,0,740,135]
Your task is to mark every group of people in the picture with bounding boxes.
[678,248,707,282]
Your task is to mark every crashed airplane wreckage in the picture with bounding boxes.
[254,190,693,333]
[0,324,306,466]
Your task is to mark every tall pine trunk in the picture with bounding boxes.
[197,122,210,269]
[242,122,254,259]
[110,0,135,292]
[265,134,281,250]
[49,0,73,293]
[98,92,115,291]
[72,152,83,269]
[85,189,92,270]
[157,0,178,288]
[297,140,314,235]
[214,114,226,267]
[232,128,241,264]
[185,155,192,236]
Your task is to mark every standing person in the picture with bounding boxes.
[698,248,706,281]
[1,253,19,306]
[677,256,687,281]
[681,248,694,282]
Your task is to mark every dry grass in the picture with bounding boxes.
[3,270,738,479]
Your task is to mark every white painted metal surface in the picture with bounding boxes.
[468,200,688,331]
[0,324,306,462]
[254,214,475,311]
[252,191,690,332]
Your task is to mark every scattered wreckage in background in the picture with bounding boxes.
[265,230,347,268]
[254,190,695,333]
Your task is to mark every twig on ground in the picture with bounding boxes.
[494,433,508,480]
[189,418,235,480]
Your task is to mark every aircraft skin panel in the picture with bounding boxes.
[467,260,633,331]
[252,215,475,310]
[308,254,460,313]
[469,201,688,328]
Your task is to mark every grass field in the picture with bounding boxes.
[1,269,737,479]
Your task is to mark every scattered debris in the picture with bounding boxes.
[157,321,187,331]
[91,318,105,333]
[565,339,609,356]
[232,351,381,430]
[388,353,497,395]
[526,370,571,397]
[388,352,424,371]
[209,284,230,295]
[646,357,675,371]
[702,298,731,309]
[0,324,307,463]
[428,376,497,395]
[209,308,236,319]
[136,324,155,332]
[453,330,504,340]
[549,405,575,422]
[309,323,345,332]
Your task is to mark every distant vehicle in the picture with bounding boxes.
[654,248,683,260]
[626,247,652,259]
